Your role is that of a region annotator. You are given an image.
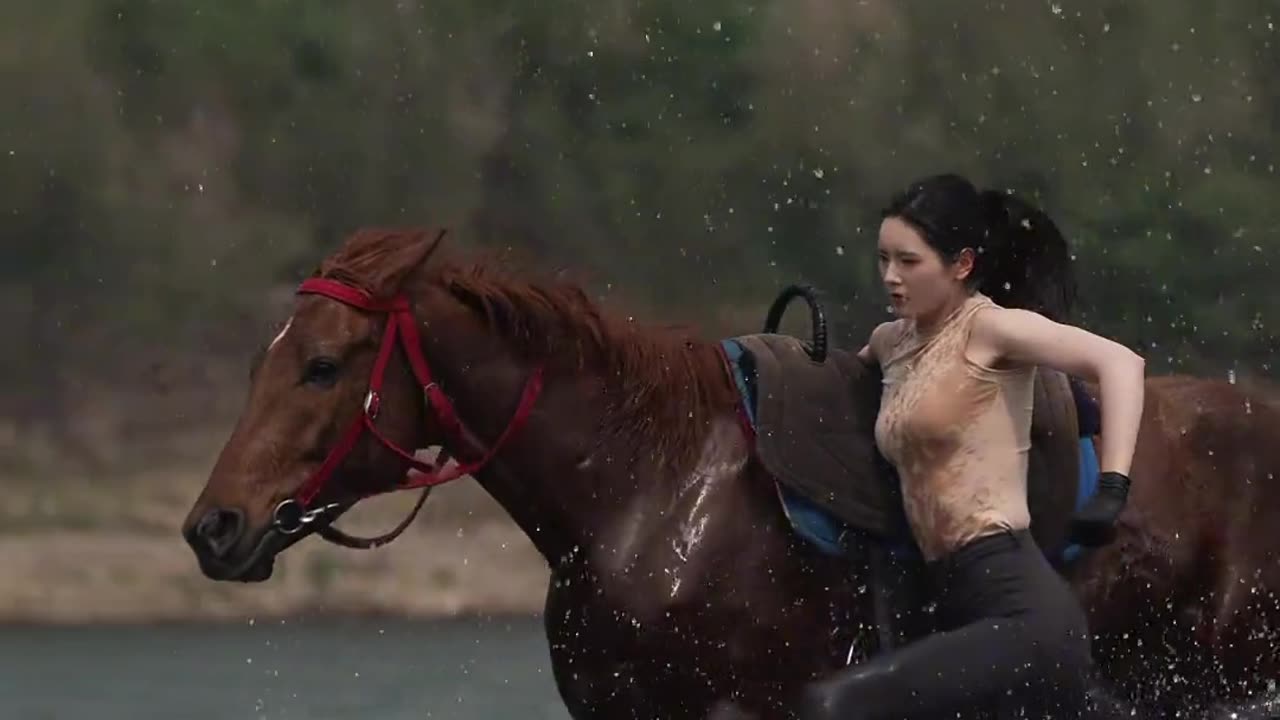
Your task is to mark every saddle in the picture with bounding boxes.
[724,333,1081,556]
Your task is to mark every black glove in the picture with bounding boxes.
[1069,471,1130,547]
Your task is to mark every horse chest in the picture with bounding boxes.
[546,555,693,643]
[543,564,715,719]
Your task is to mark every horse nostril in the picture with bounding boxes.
[190,508,245,559]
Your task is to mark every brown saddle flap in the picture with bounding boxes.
[735,333,1080,549]
[735,333,906,538]
[1025,367,1080,554]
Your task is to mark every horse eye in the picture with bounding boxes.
[302,357,341,388]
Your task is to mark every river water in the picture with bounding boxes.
[0,616,571,720]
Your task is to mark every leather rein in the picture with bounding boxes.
[269,277,545,549]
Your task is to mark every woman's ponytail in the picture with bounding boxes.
[974,189,1077,323]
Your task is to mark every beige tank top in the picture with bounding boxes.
[871,293,1035,561]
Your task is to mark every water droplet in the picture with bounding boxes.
[712,20,722,31]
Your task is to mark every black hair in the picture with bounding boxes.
[881,173,1077,322]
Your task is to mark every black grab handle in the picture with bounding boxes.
[762,284,828,363]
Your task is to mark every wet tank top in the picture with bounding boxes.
[871,293,1035,561]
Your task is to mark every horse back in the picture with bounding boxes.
[1074,374,1280,698]
[1096,373,1280,544]
[1148,375,1280,574]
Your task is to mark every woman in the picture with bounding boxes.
[803,174,1146,719]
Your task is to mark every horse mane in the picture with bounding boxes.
[318,228,741,469]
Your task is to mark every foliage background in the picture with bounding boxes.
[0,0,1274,619]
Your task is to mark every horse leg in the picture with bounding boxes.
[543,579,658,720]
[546,632,655,719]
[545,567,723,719]
[551,663,654,720]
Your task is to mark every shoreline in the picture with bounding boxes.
[0,607,548,628]
[0,484,553,626]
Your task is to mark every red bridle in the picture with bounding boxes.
[269,277,544,547]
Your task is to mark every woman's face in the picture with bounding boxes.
[877,216,972,321]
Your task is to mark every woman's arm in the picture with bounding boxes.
[970,308,1144,475]
[970,307,1143,546]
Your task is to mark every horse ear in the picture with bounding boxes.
[377,227,448,296]
[397,227,446,290]
[324,227,449,297]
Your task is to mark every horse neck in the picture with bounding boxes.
[415,299,732,570]
[412,283,747,568]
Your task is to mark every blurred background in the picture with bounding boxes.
[1,0,1277,717]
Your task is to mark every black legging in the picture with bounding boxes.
[800,530,1092,719]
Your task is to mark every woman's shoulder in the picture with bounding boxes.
[868,319,913,364]
[870,318,909,346]
[969,302,1065,336]
[966,301,1095,373]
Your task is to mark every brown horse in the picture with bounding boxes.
[182,228,1279,719]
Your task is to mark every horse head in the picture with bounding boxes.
[181,227,540,580]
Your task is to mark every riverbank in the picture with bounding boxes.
[0,423,550,624]
[0,514,549,625]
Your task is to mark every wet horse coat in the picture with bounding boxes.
[183,230,1280,719]
[1065,376,1280,716]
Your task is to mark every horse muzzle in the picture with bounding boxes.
[183,508,290,583]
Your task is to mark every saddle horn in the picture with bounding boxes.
[763,283,829,363]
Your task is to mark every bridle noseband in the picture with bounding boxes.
[269,277,544,549]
